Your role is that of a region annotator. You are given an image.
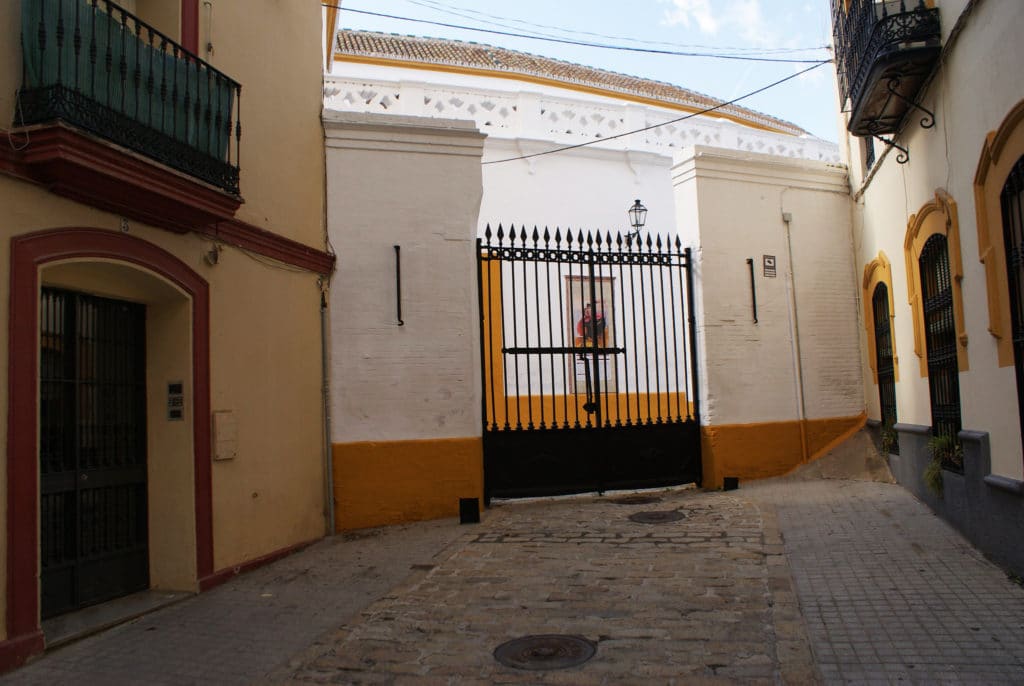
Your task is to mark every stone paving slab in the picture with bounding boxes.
[269,489,817,685]
[746,478,1024,685]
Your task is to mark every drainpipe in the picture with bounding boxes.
[782,209,810,464]
[319,279,335,535]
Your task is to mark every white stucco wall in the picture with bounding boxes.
[846,0,1024,479]
[673,147,862,426]
[324,112,485,442]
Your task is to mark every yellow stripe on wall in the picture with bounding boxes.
[701,414,866,488]
[332,437,483,532]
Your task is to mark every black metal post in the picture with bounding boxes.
[747,258,758,324]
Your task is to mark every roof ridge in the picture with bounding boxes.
[335,28,808,136]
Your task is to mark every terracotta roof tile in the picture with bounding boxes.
[336,29,807,136]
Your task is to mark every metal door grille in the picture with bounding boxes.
[1001,155,1024,459]
[477,225,701,499]
[39,288,149,618]
[871,283,898,453]
[919,234,963,470]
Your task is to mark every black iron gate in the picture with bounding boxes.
[39,288,149,618]
[477,225,701,499]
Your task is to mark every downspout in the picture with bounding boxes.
[782,206,810,464]
[319,279,335,534]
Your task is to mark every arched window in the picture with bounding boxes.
[999,155,1024,455]
[872,282,899,453]
[920,233,963,470]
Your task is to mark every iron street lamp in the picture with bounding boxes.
[627,199,647,241]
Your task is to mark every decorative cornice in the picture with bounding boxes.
[334,53,798,137]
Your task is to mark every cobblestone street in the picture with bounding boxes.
[5,478,1024,685]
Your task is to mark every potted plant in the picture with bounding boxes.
[880,423,898,455]
[924,433,963,496]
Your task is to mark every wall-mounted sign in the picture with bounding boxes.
[167,381,184,421]
[763,255,777,278]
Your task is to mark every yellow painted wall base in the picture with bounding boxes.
[701,414,866,488]
[332,437,483,532]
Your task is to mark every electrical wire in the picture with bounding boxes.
[401,0,828,56]
[326,4,829,64]
[481,60,832,165]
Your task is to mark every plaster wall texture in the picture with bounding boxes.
[324,112,485,443]
[673,147,861,426]
[0,1,327,251]
[0,176,328,635]
[325,61,840,239]
[846,0,1024,479]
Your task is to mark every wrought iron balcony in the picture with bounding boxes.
[18,0,241,195]
[832,0,941,137]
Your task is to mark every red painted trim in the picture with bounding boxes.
[1,126,335,275]
[198,538,318,592]
[0,632,45,674]
[7,229,213,662]
[15,124,241,234]
[181,0,200,54]
[210,219,336,275]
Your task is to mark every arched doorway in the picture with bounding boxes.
[8,229,212,647]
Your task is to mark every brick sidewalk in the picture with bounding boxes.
[745,479,1024,684]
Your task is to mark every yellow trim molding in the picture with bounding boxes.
[333,54,796,137]
[862,252,900,385]
[701,414,866,489]
[904,189,969,376]
[974,98,1024,367]
[332,437,483,531]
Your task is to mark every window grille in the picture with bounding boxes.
[919,234,963,470]
[872,282,898,453]
[1000,155,1024,458]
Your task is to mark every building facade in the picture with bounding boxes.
[323,30,865,528]
[832,0,1024,575]
[0,0,334,668]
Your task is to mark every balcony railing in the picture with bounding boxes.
[18,0,241,195]
[832,0,941,137]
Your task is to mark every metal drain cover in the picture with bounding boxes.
[629,510,686,524]
[493,634,596,670]
[612,494,663,505]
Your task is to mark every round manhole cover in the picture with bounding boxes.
[612,494,663,505]
[493,634,597,670]
[629,510,686,524]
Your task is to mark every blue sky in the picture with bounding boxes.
[333,0,841,142]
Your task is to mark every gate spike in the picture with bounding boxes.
[554,227,562,244]
[616,231,623,248]
[655,233,663,249]
[645,233,653,249]
[605,230,613,247]
[519,226,528,242]
[496,224,505,242]
[566,229,573,246]
[484,224,492,240]
[595,231,603,248]
[509,225,517,244]
[543,226,551,244]
[583,230,591,247]
[674,235,682,250]
[532,226,540,244]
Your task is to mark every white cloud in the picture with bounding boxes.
[662,0,720,34]
[662,0,778,48]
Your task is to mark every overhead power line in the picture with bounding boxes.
[325,4,829,64]
[481,60,833,165]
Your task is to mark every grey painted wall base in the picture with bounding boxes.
[885,423,1024,579]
